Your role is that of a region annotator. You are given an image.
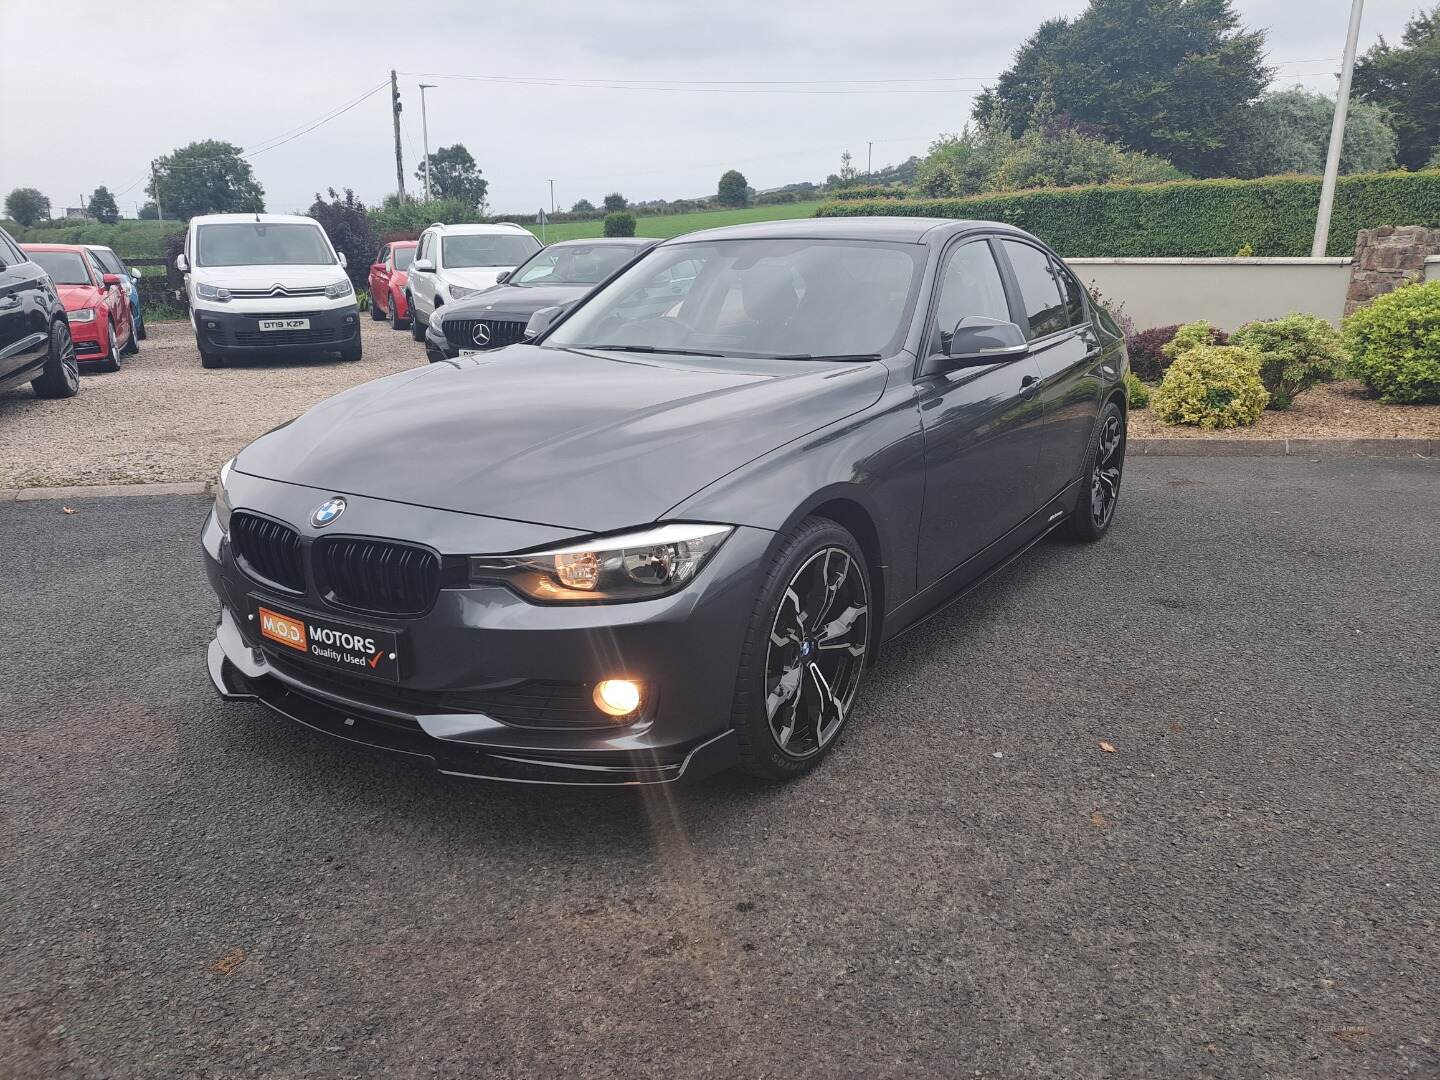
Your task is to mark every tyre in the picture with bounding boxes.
[97,323,120,372]
[1062,399,1126,542]
[390,291,409,330]
[135,318,147,341]
[730,517,872,780]
[197,332,224,369]
[369,293,385,320]
[410,305,426,342]
[122,320,139,354]
[30,320,80,399]
[340,339,363,362]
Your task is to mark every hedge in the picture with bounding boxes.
[813,171,1440,257]
[830,185,911,201]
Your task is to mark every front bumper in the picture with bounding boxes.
[201,472,769,785]
[193,304,360,355]
[424,317,458,363]
[68,319,106,360]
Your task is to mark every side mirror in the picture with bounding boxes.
[523,305,564,341]
[413,258,435,273]
[495,271,511,284]
[129,266,142,279]
[337,252,348,268]
[175,253,189,272]
[102,273,122,287]
[944,317,1029,367]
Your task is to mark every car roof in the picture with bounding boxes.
[545,237,658,249]
[189,213,319,227]
[388,239,417,248]
[83,243,118,254]
[662,216,1031,246]
[424,222,532,234]
[20,242,91,254]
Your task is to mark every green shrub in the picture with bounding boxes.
[1342,280,1440,403]
[366,195,485,238]
[1124,371,1150,409]
[603,211,636,237]
[813,170,1440,257]
[1162,321,1229,361]
[1151,345,1270,428]
[1230,313,1347,408]
[830,185,910,201]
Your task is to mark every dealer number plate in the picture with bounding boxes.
[251,599,400,681]
[259,318,310,331]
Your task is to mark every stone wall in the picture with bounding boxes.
[1345,226,1440,315]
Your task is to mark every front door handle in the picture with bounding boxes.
[1020,374,1041,398]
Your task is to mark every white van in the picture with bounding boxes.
[175,213,361,368]
[405,222,541,342]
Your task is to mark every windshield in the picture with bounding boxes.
[196,223,335,267]
[513,244,639,286]
[545,238,925,360]
[392,246,415,270]
[89,248,124,276]
[29,250,92,285]
[441,233,541,268]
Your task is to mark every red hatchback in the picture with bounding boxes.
[368,240,416,330]
[22,243,136,372]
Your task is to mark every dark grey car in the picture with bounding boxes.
[203,217,1129,785]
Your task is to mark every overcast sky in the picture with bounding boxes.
[0,0,1425,218]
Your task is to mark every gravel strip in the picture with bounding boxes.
[0,317,425,489]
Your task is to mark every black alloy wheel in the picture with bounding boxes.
[732,518,871,778]
[31,320,79,399]
[1064,399,1126,542]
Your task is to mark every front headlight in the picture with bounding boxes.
[469,523,733,602]
[67,308,97,323]
[325,278,354,300]
[213,457,235,533]
[196,282,231,303]
[448,283,483,300]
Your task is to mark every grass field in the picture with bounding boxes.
[523,200,829,242]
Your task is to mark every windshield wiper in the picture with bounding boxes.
[568,344,727,358]
[767,353,883,362]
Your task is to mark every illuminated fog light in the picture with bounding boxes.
[593,679,642,718]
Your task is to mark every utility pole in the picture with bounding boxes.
[1313,0,1365,258]
[391,70,406,203]
[151,160,164,221]
[419,83,436,202]
[547,179,556,213]
[866,141,873,178]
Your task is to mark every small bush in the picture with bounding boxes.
[604,211,636,237]
[1086,285,1135,340]
[830,185,910,201]
[1124,371,1150,409]
[1342,280,1440,403]
[1151,345,1270,428]
[1163,320,1230,361]
[1127,324,1180,381]
[1230,313,1347,409]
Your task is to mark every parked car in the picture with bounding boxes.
[0,225,78,399]
[86,244,146,341]
[202,218,1128,786]
[424,237,657,362]
[175,213,361,368]
[405,222,541,343]
[22,243,135,372]
[368,240,416,330]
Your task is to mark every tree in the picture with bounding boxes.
[148,140,264,220]
[307,188,374,288]
[87,186,119,224]
[838,150,858,184]
[717,170,750,207]
[602,192,628,212]
[915,127,1012,197]
[571,198,596,214]
[1231,88,1398,178]
[975,0,1270,176]
[990,117,1187,190]
[604,212,636,237]
[415,144,488,210]
[5,187,50,226]
[1353,4,1440,170]
[138,201,159,220]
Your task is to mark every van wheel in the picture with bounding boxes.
[31,320,80,399]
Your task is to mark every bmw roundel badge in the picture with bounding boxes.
[312,497,347,528]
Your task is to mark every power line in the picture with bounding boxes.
[398,72,987,95]
[245,80,389,158]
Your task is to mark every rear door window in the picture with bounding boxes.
[1000,240,1068,339]
[1053,259,1087,327]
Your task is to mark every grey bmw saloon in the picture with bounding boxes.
[202,217,1129,785]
